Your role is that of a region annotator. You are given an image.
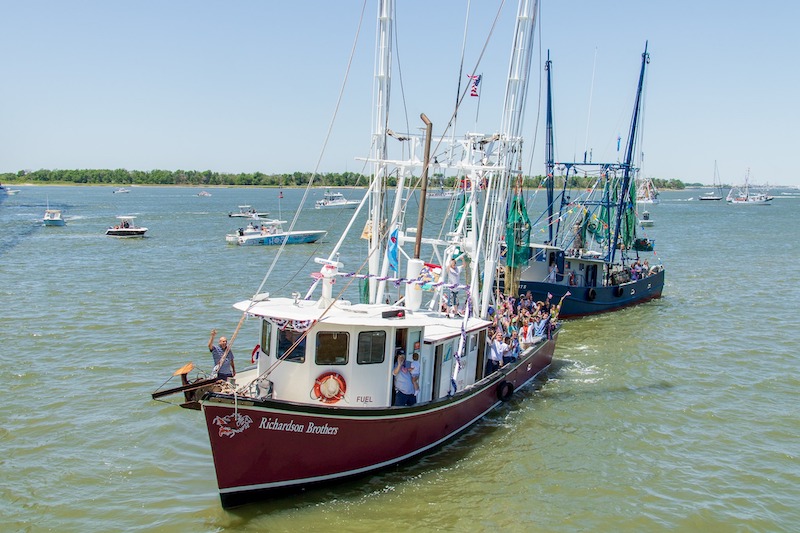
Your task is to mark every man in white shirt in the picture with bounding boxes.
[485,331,508,376]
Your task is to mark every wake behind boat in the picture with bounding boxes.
[152,0,558,508]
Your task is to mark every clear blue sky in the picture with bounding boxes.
[2,1,798,186]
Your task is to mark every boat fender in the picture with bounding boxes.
[251,344,261,363]
[614,286,624,297]
[587,288,597,301]
[496,380,514,402]
[311,372,347,404]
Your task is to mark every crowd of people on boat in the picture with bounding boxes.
[483,289,564,375]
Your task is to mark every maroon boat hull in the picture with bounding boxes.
[201,335,557,507]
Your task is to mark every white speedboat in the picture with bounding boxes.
[228,205,269,218]
[233,219,326,246]
[426,188,461,200]
[43,209,66,227]
[197,191,212,197]
[105,216,147,237]
[314,190,360,209]
[113,188,131,194]
[638,210,654,227]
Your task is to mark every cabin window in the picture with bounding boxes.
[277,328,306,363]
[316,332,349,365]
[468,333,477,352]
[357,331,386,365]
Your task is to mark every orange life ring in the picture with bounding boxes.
[312,372,346,404]
[251,344,261,363]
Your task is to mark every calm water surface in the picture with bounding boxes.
[2,186,799,532]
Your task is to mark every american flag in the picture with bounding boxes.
[468,74,482,97]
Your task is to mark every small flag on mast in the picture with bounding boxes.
[468,74,482,97]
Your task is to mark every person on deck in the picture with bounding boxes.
[446,257,464,316]
[409,351,421,398]
[393,350,416,406]
[208,328,236,380]
[503,333,520,365]
[485,331,508,376]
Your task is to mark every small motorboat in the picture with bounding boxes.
[197,191,212,197]
[106,216,147,237]
[314,190,360,209]
[233,219,326,246]
[43,209,66,227]
[228,205,269,218]
[638,210,655,227]
[113,188,131,194]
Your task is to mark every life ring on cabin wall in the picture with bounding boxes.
[251,344,261,363]
[586,288,597,301]
[311,372,347,404]
[496,380,514,402]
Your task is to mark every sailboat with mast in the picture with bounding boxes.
[152,0,558,508]
[515,44,665,318]
[699,161,724,201]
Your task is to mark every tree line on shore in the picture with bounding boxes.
[0,168,686,190]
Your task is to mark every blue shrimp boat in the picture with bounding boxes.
[515,44,665,318]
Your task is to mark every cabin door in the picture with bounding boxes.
[431,345,444,400]
[587,265,598,287]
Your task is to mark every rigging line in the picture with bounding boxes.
[400,0,506,228]
[524,0,543,203]
[253,0,369,299]
[392,1,411,154]
[583,47,598,162]
[452,0,472,135]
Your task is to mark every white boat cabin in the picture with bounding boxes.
[234,296,490,408]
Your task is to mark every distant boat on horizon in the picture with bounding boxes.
[699,161,724,201]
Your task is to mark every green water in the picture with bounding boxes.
[2,186,799,531]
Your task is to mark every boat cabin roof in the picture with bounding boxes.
[234,296,489,339]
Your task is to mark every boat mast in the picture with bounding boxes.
[610,41,649,264]
[544,50,555,245]
[368,0,393,303]
[476,0,539,317]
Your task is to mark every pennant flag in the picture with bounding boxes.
[468,74,482,97]
[388,228,399,272]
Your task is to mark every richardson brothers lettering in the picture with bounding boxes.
[259,417,339,435]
